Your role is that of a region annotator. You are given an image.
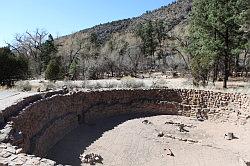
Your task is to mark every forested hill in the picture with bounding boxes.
[53,0,192,80]
[57,0,192,44]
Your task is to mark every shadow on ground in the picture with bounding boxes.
[46,113,160,166]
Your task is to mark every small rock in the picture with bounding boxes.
[6,147,16,154]
[158,132,164,137]
[224,132,234,140]
[165,121,174,125]
[166,148,175,157]
[0,144,7,149]
[178,124,189,132]
[142,120,152,124]
[2,151,12,158]
[62,85,68,91]
[15,149,22,154]
[80,153,103,165]
[7,155,18,161]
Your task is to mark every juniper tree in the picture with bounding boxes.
[45,58,62,81]
[0,47,28,86]
[69,59,79,80]
[40,34,58,72]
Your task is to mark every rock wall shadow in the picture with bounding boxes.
[46,113,161,166]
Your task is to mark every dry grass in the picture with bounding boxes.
[120,77,145,89]
[9,76,250,95]
[15,81,32,92]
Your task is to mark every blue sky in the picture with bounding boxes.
[0,0,173,46]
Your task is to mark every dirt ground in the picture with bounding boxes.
[47,115,250,166]
[0,89,37,110]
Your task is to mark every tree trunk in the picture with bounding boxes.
[111,66,114,77]
[175,49,189,69]
[223,62,229,88]
[223,28,229,89]
[241,50,248,77]
[162,54,168,72]
[213,59,219,83]
[235,54,240,73]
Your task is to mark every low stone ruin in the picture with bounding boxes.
[0,88,249,165]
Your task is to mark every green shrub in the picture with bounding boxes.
[45,59,61,81]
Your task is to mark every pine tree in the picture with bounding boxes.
[189,0,248,88]
[136,21,158,68]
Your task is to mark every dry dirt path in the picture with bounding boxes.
[0,90,37,110]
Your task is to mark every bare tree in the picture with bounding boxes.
[126,44,144,76]
[66,39,85,75]
[7,29,48,76]
[169,34,191,69]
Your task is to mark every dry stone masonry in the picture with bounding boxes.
[0,89,249,165]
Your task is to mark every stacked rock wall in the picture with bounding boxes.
[0,89,249,165]
[0,90,67,124]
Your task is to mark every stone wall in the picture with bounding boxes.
[0,89,249,165]
[0,90,67,125]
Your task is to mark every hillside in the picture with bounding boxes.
[57,0,191,43]
[55,0,192,79]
